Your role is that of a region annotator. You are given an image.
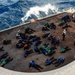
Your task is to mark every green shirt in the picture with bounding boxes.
[61,48,65,52]
[46,47,50,51]
[1,61,7,65]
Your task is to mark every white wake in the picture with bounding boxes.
[21,3,60,22]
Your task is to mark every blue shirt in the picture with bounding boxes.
[24,51,27,55]
[58,58,64,63]
[45,59,51,65]
[34,46,38,52]
[30,61,35,66]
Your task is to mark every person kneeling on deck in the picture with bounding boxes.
[0,57,13,67]
[24,50,33,57]
[2,38,11,45]
[29,60,43,72]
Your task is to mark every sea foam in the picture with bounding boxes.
[21,3,60,22]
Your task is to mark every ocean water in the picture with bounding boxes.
[0,0,75,31]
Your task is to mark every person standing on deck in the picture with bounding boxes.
[62,29,66,41]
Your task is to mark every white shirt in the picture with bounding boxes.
[63,29,66,34]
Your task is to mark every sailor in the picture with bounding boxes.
[0,57,13,67]
[24,50,33,57]
[62,24,72,31]
[29,60,43,72]
[0,46,4,51]
[34,46,40,53]
[62,29,66,41]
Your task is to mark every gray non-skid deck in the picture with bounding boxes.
[0,12,75,72]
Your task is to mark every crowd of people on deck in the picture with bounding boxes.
[0,14,75,72]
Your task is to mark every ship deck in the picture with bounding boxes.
[0,12,75,72]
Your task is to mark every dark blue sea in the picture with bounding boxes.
[0,0,75,31]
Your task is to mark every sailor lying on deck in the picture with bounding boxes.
[28,35,36,40]
[45,57,57,66]
[58,20,66,27]
[40,48,48,55]
[50,22,56,30]
[25,40,32,46]
[16,42,24,48]
[29,60,43,72]
[34,40,42,46]
[42,26,49,31]
[24,50,33,57]
[53,58,65,67]
[2,38,11,45]
[45,22,50,27]
[25,27,35,34]
[60,46,71,53]
[62,24,72,30]
[61,15,71,22]
[54,37,60,46]
[24,44,29,50]
[0,52,8,61]
[40,45,56,56]
[43,43,49,47]
[31,37,40,42]
[0,57,13,67]
[42,33,50,38]
[47,34,53,40]
[34,46,40,53]
[51,36,60,46]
